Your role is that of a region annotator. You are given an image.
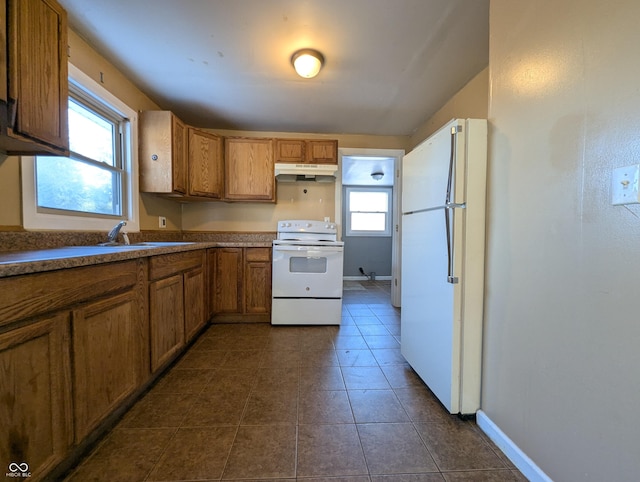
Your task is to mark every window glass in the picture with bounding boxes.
[351,212,386,231]
[345,187,392,236]
[34,88,125,218]
[36,156,120,216]
[68,98,115,165]
[349,191,388,212]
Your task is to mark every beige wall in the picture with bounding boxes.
[0,155,22,227]
[484,1,640,479]
[408,68,489,150]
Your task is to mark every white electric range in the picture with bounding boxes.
[271,220,344,325]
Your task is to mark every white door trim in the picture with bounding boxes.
[337,147,405,307]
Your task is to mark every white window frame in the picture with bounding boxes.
[345,186,392,237]
[21,63,140,232]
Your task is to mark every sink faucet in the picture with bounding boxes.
[106,221,127,244]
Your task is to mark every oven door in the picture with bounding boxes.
[272,244,344,298]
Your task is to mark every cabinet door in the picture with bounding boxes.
[188,128,223,198]
[206,248,216,319]
[275,139,305,163]
[244,248,271,315]
[172,115,188,193]
[214,248,243,314]
[149,274,185,372]
[306,140,338,164]
[224,138,275,201]
[8,0,68,150]
[72,291,141,442]
[0,313,71,479]
[139,111,187,194]
[184,267,206,343]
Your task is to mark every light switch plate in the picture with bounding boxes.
[611,164,640,205]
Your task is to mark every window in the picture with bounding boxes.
[22,64,139,231]
[345,186,392,236]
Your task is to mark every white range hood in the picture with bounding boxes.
[274,163,338,182]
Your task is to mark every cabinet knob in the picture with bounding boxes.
[151,154,158,161]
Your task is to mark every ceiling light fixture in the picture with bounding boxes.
[371,171,384,181]
[291,49,324,79]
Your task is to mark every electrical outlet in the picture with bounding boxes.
[612,164,640,205]
[158,216,167,228]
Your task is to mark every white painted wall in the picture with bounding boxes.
[484,1,640,480]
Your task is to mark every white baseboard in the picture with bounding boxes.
[476,410,553,482]
[343,275,392,281]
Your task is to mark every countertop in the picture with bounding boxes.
[0,241,273,278]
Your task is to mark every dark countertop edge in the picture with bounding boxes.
[0,241,273,278]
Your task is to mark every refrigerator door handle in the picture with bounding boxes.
[445,125,459,284]
[444,206,458,284]
[445,126,457,205]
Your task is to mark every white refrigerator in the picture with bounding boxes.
[400,118,487,415]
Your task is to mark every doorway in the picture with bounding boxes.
[335,148,405,307]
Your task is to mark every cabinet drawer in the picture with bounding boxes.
[245,248,271,262]
[0,260,138,328]
[148,250,204,280]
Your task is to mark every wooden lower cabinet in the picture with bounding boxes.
[213,248,243,314]
[245,248,271,315]
[184,267,206,342]
[0,249,210,480]
[0,312,72,481]
[72,291,142,442]
[149,274,185,372]
[148,250,206,371]
[211,247,271,321]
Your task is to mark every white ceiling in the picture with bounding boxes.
[59,0,489,137]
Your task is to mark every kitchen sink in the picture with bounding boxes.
[98,241,196,247]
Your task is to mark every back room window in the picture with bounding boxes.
[345,186,392,236]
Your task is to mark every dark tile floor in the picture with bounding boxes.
[64,280,526,481]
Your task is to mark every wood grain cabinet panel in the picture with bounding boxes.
[188,128,223,198]
[274,139,305,163]
[211,247,271,322]
[224,137,275,202]
[244,248,271,314]
[184,267,206,343]
[306,140,338,164]
[148,249,206,370]
[0,312,72,481]
[213,248,243,314]
[275,138,337,164]
[1,0,69,154]
[72,291,141,442]
[139,111,188,195]
[149,274,184,373]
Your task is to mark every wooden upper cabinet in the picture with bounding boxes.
[0,0,69,155]
[224,137,275,202]
[274,139,305,163]
[275,138,338,164]
[188,127,223,198]
[307,139,338,164]
[139,111,188,195]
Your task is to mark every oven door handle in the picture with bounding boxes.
[273,246,344,252]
